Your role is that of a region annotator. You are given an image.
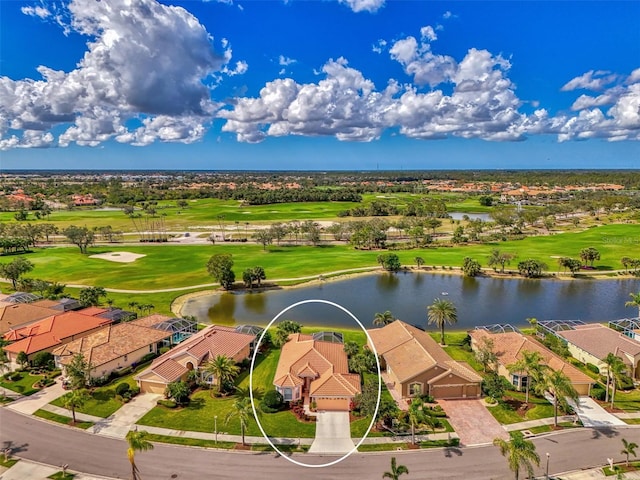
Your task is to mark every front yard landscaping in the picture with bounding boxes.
[34,409,94,430]
[50,367,140,418]
[487,391,554,424]
[0,371,50,396]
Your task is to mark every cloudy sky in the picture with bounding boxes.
[1,0,639,170]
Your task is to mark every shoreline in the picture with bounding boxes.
[171,266,639,318]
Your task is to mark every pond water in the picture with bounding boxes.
[181,272,640,330]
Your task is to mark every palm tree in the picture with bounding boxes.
[508,351,548,404]
[408,397,425,445]
[544,370,578,427]
[382,457,409,480]
[493,431,540,480]
[126,429,154,480]
[203,355,240,396]
[609,357,627,409]
[625,292,640,317]
[604,353,623,403]
[373,310,396,327]
[621,438,638,467]
[225,397,252,446]
[61,389,89,424]
[427,298,458,345]
[414,256,425,269]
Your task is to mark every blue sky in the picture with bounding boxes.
[1,0,639,170]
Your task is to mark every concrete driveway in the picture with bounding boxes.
[438,399,508,446]
[87,393,161,438]
[6,380,65,415]
[569,396,627,428]
[308,411,355,454]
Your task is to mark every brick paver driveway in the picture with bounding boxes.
[438,399,508,446]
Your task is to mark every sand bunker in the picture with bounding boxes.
[89,252,146,263]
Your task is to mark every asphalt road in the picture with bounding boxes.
[2,408,639,480]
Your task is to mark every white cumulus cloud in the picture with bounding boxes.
[278,55,297,66]
[338,0,385,13]
[561,70,619,91]
[1,0,229,149]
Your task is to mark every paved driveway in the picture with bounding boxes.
[438,399,508,446]
[569,396,627,428]
[87,393,161,438]
[6,380,65,415]
[308,411,355,454]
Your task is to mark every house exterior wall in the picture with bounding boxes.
[399,365,443,397]
[88,343,159,379]
[565,343,604,372]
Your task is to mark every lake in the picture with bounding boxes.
[448,212,492,221]
[181,272,640,330]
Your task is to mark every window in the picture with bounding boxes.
[409,382,422,397]
[149,345,153,352]
[511,375,520,387]
[520,376,528,389]
[283,387,293,401]
[124,354,128,362]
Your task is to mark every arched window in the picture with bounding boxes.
[409,382,423,397]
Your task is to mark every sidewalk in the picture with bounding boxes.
[0,458,117,480]
[5,379,66,415]
[86,393,162,438]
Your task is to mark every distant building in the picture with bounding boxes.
[71,194,99,206]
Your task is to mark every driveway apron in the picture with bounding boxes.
[87,393,161,438]
[438,399,508,446]
[568,396,627,428]
[308,411,355,454]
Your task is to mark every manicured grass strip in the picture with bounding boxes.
[623,418,640,425]
[48,472,76,479]
[0,458,19,468]
[144,434,236,450]
[612,389,640,412]
[0,372,45,396]
[525,421,581,435]
[358,439,459,452]
[603,462,640,476]
[34,409,94,430]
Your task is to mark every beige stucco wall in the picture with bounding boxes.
[89,343,159,379]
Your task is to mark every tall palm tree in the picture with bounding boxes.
[544,370,578,427]
[408,397,425,445]
[493,431,540,480]
[621,438,639,467]
[508,351,548,404]
[61,389,89,424]
[373,310,396,327]
[126,429,154,480]
[225,397,252,446]
[203,354,240,396]
[382,457,409,480]
[603,353,623,403]
[609,357,627,409]
[427,298,458,345]
[625,292,640,317]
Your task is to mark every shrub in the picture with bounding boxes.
[32,351,55,371]
[9,372,22,382]
[420,394,435,403]
[159,346,170,355]
[591,385,606,401]
[586,363,600,374]
[262,390,284,410]
[139,352,158,363]
[157,399,177,408]
[115,382,130,396]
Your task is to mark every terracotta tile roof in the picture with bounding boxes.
[3,311,113,355]
[274,333,361,398]
[557,324,640,365]
[30,299,59,308]
[136,325,255,384]
[469,330,593,385]
[0,303,60,336]
[53,322,171,368]
[130,314,173,328]
[369,320,480,384]
[77,307,109,316]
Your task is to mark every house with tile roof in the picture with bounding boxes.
[469,329,594,395]
[0,302,61,336]
[555,324,640,380]
[368,320,482,400]
[52,316,174,381]
[2,311,113,366]
[135,325,256,394]
[273,333,361,411]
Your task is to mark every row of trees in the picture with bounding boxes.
[206,254,268,291]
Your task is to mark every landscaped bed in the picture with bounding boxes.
[487,391,555,424]
[0,371,50,396]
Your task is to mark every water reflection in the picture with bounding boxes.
[181,273,640,330]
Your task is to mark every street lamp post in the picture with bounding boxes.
[546,452,550,479]
[215,415,218,444]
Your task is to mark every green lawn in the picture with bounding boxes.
[50,369,140,418]
[488,391,555,424]
[144,433,237,449]
[612,388,640,412]
[47,472,76,480]
[0,372,46,396]
[34,409,94,429]
[9,223,638,294]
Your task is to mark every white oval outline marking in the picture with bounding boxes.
[249,299,381,468]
